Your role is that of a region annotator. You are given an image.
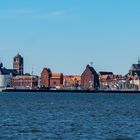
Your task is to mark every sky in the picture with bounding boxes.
[0,0,140,75]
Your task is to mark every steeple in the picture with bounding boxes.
[0,58,3,69]
[138,57,140,64]
[0,62,3,69]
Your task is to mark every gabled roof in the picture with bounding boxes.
[99,71,113,75]
[0,68,17,76]
[64,75,81,81]
[51,73,63,79]
[131,64,140,71]
[14,53,23,59]
[86,65,98,76]
[134,71,140,79]
[42,68,52,74]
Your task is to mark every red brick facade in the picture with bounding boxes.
[63,75,81,88]
[40,68,63,88]
[81,65,99,90]
[50,73,63,88]
[11,75,38,89]
[40,68,52,87]
[99,72,114,86]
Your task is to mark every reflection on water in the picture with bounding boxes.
[0,92,140,140]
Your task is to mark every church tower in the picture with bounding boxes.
[138,57,140,65]
[13,53,24,75]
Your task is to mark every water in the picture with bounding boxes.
[0,92,140,140]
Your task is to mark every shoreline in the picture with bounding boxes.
[1,89,140,93]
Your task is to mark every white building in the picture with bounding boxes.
[0,74,11,88]
[0,62,17,89]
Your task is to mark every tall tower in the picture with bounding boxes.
[13,53,24,75]
[138,57,140,64]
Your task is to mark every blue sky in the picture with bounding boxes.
[0,0,140,75]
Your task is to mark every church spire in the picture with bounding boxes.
[138,57,140,64]
[0,58,3,69]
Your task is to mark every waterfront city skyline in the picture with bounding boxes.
[0,0,140,75]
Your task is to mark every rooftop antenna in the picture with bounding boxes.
[31,65,34,89]
[90,62,93,67]
[31,65,34,76]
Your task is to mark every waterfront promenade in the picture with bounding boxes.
[2,88,140,94]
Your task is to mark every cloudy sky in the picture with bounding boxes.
[0,0,140,75]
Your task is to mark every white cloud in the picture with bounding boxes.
[0,8,76,20]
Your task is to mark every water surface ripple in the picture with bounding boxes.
[0,92,140,140]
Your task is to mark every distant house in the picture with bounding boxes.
[81,65,99,90]
[99,72,114,89]
[0,68,17,77]
[0,62,18,88]
[40,68,52,88]
[50,73,63,88]
[63,75,81,89]
[130,71,140,88]
[99,72,114,81]
[40,68,63,89]
[99,72,113,77]
[129,63,140,76]
[11,75,38,89]
[125,60,140,90]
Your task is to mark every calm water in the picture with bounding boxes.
[0,92,140,140]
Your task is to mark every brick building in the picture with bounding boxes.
[81,65,99,90]
[99,72,114,85]
[40,68,52,87]
[50,73,63,88]
[40,68,63,88]
[99,72,114,90]
[11,75,38,89]
[63,75,81,88]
